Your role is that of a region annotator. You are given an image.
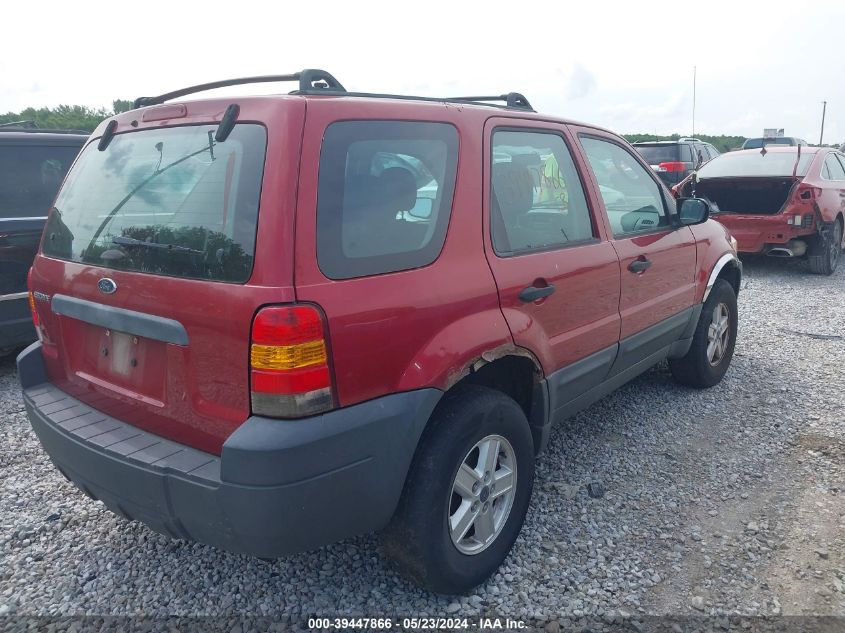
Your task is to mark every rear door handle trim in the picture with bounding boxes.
[628,258,652,273]
[519,285,556,302]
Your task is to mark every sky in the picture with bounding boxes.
[2,0,843,143]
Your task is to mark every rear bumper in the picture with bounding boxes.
[17,341,441,557]
[713,214,814,253]
[0,294,36,351]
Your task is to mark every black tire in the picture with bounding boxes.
[381,385,535,594]
[669,278,737,388]
[808,219,842,276]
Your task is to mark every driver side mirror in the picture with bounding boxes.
[678,197,710,226]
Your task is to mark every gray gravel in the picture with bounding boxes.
[1,254,844,623]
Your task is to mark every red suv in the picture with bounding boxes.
[18,70,741,594]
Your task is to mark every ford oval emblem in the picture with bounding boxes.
[98,278,117,295]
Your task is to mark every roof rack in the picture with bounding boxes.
[447,93,534,111]
[133,69,536,112]
[0,120,89,135]
[0,120,38,129]
[133,69,346,108]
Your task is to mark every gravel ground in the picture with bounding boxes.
[1,255,844,626]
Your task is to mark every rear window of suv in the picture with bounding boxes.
[316,121,458,279]
[634,144,690,164]
[0,144,81,219]
[42,124,266,283]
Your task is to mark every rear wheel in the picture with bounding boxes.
[669,278,737,388]
[808,219,842,275]
[381,385,535,594]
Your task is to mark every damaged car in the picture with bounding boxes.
[674,147,845,275]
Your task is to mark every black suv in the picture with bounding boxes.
[632,138,720,186]
[0,124,86,354]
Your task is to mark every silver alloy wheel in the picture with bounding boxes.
[706,302,730,366]
[448,434,517,555]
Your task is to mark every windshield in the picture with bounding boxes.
[634,145,681,164]
[743,138,795,149]
[0,144,81,219]
[698,151,814,178]
[42,124,267,283]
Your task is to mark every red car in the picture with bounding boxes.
[674,147,845,274]
[17,70,740,594]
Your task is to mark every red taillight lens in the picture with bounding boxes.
[656,161,687,173]
[250,305,334,418]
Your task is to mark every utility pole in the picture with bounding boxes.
[819,101,827,146]
[692,66,697,138]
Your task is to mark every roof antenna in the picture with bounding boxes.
[792,143,802,179]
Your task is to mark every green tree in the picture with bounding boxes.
[112,99,134,114]
[0,99,135,133]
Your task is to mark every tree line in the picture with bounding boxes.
[0,101,134,132]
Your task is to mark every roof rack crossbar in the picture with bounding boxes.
[0,120,38,129]
[448,92,534,111]
[133,69,346,108]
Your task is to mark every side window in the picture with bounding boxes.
[837,154,845,177]
[316,121,458,280]
[694,144,707,165]
[825,154,845,181]
[678,144,693,163]
[708,144,720,158]
[822,159,832,180]
[0,144,81,219]
[490,130,594,256]
[580,136,670,237]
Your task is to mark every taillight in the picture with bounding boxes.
[794,184,822,203]
[656,161,686,173]
[27,267,41,333]
[250,305,334,418]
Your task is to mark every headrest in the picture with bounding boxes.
[492,162,533,216]
[343,174,379,212]
[379,167,418,212]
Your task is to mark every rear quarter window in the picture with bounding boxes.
[316,121,458,280]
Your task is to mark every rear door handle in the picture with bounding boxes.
[519,284,556,302]
[628,258,652,273]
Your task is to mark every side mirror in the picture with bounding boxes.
[408,197,433,219]
[678,197,710,225]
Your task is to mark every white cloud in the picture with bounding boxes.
[1,0,843,141]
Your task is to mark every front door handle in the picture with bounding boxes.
[519,284,556,302]
[628,257,652,273]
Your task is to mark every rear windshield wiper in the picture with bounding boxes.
[112,235,203,254]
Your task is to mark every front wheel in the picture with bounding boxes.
[381,385,535,594]
[669,278,738,388]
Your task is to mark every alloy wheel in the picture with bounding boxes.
[706,302,731,366]
[448,434,517,555]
